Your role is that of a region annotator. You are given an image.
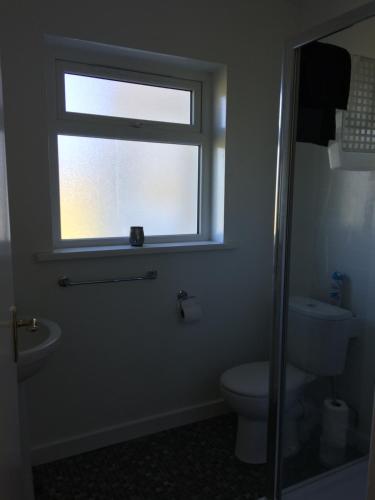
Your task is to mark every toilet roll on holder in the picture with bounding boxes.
[177,289,202,322]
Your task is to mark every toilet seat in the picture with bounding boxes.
[220,361,313,398]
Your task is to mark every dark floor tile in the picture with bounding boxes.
[33,414,266,500]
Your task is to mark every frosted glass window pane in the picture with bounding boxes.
[64,74,191,124]
[57,135,199,239]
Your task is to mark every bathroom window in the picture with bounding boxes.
[49,59,212,247]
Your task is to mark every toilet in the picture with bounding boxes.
[220,296,355,464]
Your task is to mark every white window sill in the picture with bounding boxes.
[35,241,235,262]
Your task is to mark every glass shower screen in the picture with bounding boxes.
[269,9,375,500]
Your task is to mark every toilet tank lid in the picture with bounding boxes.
[289,296,352,320]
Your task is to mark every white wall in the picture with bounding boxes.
[289,16,375,442]
[0,1,296,460]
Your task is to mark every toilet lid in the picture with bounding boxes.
[220,361,313,398]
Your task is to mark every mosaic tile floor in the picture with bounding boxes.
[33,414,267,500]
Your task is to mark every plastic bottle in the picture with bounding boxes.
[329,271,344,307]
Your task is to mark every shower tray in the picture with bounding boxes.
[281,457,368,500]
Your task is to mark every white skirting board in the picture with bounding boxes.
[259,457,368,500]
[31,398,228,466]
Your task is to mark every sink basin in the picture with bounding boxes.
[17,318,61,382]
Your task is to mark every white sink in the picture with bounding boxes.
[17,318,61,382]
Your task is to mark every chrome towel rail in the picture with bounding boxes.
[58,270,158,287]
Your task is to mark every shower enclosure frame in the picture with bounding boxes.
[267,3,375,499]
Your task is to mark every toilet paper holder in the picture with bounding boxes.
[177,289,193,301]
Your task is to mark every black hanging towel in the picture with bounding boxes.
[296,41,351,147]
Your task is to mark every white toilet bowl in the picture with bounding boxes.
[220,361,314,464]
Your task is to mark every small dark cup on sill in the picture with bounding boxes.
[129,226,144,247]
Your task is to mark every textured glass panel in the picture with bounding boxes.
[64,74,191,124]
[343,56,375,152]
[57,135,199,239]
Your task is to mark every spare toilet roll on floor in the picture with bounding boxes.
[178,297,202,323]
[320,398,349,467]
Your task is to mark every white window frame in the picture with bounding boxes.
[47,49,212,249]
